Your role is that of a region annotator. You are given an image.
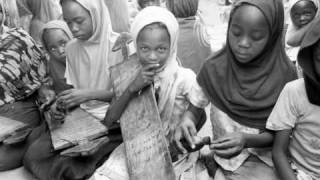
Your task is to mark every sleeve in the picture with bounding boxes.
[266,83,299,131]
[182,69,210,108]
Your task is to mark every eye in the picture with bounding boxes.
[157,47,167,53]
[60,41,67,47]
[75,18,84,24]
[251,32,265,41]
[140,47,149,51]
[230,26,242,37]
[49,46,58,52]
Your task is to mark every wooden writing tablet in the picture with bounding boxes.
[110,56,175,180]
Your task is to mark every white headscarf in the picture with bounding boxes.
[131,6,180,135]
[286,0,320,47]
[64,0,121,120]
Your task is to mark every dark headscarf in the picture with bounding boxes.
[197,0,297,129]
[298,17,320,106]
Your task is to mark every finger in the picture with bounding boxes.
[57,89,74,97]
[183,126,195,149]
[143,63,160,71]
[211,137,230,144]
[174,130,187,154]
[211,139,236,150]
[214,147,240,158]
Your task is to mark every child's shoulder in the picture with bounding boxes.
[177,66,196,80]
[283,78,306,98]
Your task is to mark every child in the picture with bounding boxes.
[166,0,211,73]
[23,0,124,179]
[267,18,320,180]
[285,0,319,66]
[91,6,208,180]
[40,20,73,94]
[173,0,297,179]
[286,0,319,47]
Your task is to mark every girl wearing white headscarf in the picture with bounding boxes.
[286,0,320,47]
[91,6,208,180]
[23,0,124,179]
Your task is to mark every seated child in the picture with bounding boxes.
[268,17,320,180]
[91,6,208,180]
[40,20,73,94]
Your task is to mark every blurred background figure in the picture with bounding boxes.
[166,0,211,73]
[104,0,130,33]
[22,0,62,44]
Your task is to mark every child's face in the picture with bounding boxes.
[291,0,317,28]
[62,0,93,41]
[228,5,270,63]
[43,29,70,62]
[312,40,320,75]
[137,24,170,70]
[138,0,160,9]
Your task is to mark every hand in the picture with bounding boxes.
[38,87,56,110]
[173,112,197,154]
[210,132,246,159]
[45,102,65,129]
[129,63,159,93]
[57,89,91,109]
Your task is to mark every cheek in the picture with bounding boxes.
[250,39,268,57]
[228,33,238,52]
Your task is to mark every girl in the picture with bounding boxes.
[40,20,73,94]
[267,17,320,180]
[286,0,319,47]
[23,0,124,179]
[91,6,208,180]
[166,0,211,73]
[285,0,319,65]
[174,0,297,179]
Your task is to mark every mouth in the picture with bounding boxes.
[234,51,251,60]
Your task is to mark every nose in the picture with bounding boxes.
[69,22,79,34]
[238,36,251,49]
[300,15,308,21]
[57,46,65,55]
[148,51,158,61]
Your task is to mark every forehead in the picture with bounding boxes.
[43,29,69,44]
[292,0,317,12]
[61,0,89,19]
[231,5,269,29]
[137,23,170,43]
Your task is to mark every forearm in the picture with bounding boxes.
[188,104,206,131]
[273,149,297,180]
[87,90,114,102]
[104,87,136,125]
[243,130,274,148]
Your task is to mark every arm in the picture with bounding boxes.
[173,105,206,154]
[103,86,137,126]
[211,130,274,159]
[104,63,159,126]
[273,129,297,180]
[57,89,114,109]
[243,130,274,148]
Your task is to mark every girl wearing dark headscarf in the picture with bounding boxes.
[268,16,320,180]
[174,0,297,179]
